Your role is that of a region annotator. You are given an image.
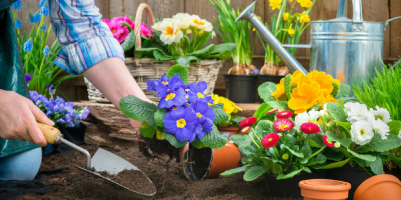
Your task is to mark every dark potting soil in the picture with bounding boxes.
[97,169,156,195]
[139,134,182,163]
[16,144,305,200]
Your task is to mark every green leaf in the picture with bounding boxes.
[260,157,282,175]
[265,101,290,111]
[388,120,401,136]
[347,148,376,162]
[209,43,237,55]
[284,74,292,100]
[314,157,351,169]
[389,155,401,169]
[327,102,347,122]
[311,103,323,111]
[282,134,296,146]
[120,30,136,52]
[139,122,156,139]
[255,120,274,138]
[277,168,303,180]
[154,108,167,127]
[244,166,269,181]
[175,56,201,68]
[166,64,189,85]
[189,44,215,56]
[282,145,304,158]
[220,164,250,177]
[200,126,228,149]
[119,95,158,121]
[326,131,352,147]
[191,138,205,149]
[335,83,351,99]
[253,103,272,120]
[164,132,188,148]
[211,105,230,124]
[230,134,251,146]
[153,50,173,61]
[357,134,401,153]
[192,31,212,51]
[148,113,156,127]
[367,156,385,175]
[307,139,320,148]
[325,150,344,161]
[258,82,276,102]
[331,82,339,98]
[305,154,326,166]
[335,121,352,131]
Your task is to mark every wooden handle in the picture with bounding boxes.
[134,3,155,51]
[37,122,63,144]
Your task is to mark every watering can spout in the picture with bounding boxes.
[236,1,308,74]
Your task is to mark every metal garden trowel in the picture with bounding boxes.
[37,122,157,196]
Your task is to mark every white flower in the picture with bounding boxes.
[212,31,216,38]
[189,15,213,32]
[294,110,321,132]
[351,120,374,145]
[398,130,401,139]
[159,19,184,45]
[370,106,391,123]
[370,119,390,140]
[344,102,360,113]
[152,21,162,32]
[173,13,191,30]
[345,102,374,123]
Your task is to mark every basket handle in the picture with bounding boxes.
[134,3,155,50]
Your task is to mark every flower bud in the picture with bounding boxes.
[282,153,289,160]
[334,142,341,148]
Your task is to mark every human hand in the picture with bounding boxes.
[0,90,55,147]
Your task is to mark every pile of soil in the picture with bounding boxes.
[97,170,156,195]
[18,144,303,200]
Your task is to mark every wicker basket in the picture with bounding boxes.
[85,3,223,103]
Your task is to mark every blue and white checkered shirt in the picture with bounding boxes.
[49,0,124,75]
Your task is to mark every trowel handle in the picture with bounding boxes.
[37,122,63,144]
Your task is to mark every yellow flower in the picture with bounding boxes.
[210,94,242,114]
[288,77,326,114]
[300,14,310,23]
[306,70,341,95]
[271,78,286,99]
[283,12,289,21]
[301,0,313,8]
[269,0,282,10]
[288,25,295,37]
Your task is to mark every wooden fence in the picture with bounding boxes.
[17,0,401,101]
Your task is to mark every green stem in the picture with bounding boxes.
[273,146,280,159]
[304,135,310,145]
[250,128,262,143]
[247,133,260,148]
[308,146,326,160]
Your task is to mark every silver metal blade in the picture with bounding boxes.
[91,148,138,175]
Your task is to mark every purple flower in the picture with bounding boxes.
[75,106,89,120]
[25,75,32,82]
[163,107,198,142]
[190,101,215,139]
[252,69,260,74]
[187,81,212,104]
[158,87,187,109]
[45,85,55,95]
[146,79,160,92]
[156,74,184,98]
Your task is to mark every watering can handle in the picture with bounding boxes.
[337,0,363,23]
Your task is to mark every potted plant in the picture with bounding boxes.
[209,94,245,139]
[256,0,316,85]
[209,0,258,103]
[119,65,229,164]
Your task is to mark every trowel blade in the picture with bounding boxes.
[91,148,139,175]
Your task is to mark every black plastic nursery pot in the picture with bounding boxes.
[224,74,257,103]
[256,74,285,103]
[325,164,371,200]
[264,170,325,198]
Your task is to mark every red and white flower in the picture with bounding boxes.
[276,110,293,119]
[261,133,280,149]
[322,136,335,147]
[240,117,257,128]
[241,126,251,134]
[273,119,294,132]
[300,122,321,134]
[267,108,279,114]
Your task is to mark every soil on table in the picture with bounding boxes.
[17,144,304,200]
[139,135,182,163]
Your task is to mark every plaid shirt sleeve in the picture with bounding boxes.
[49,0,124,75]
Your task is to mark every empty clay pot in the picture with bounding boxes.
[183,142,241,180]
[353,174,401,200]
[299,179,351,200]
[217,126,241,140]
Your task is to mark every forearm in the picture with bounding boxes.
[82,57,148,109]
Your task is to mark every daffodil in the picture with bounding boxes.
[301,0,313,8]
[300,14,310,23]
[269,0,282,10]
[159,19,184,45]
[288,24,295,37]
[283,12,289,21]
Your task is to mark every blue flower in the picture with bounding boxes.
[156,74,184,98]
[158,87,187,109]
[163,107,198,142]
[187,81,212,103]
[25,75,32,82]
[43,46,49,56]
[23,38,33,53]
[39,5,49,16]
[252,69,260,74]
[29,91,39,102]
[45,85,55,95]
[15,19,22,29]
[12,0,21,10]
[39,0,46,7]
[75,106,89,120]
[30,13,41,23]
[146,79,160,92]
[190,101,215,139]
[41,25,47,31]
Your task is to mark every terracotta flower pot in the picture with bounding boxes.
[299,179,351,200]
[217,126,241,140]
[353,174,401,200]
[183,142,241,180]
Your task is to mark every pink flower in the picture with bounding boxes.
[300,122,321,134]
[276,110,293,119]
[102,19,111,26]
[267,108,279,114]
[322,136,335,147]
[241,126,251,134]
[240,117,257,128]
[273,119,294,132]
[261,133,280,149]
[114,15,135,28]
[115,26,129,43]
[140,22,153,37]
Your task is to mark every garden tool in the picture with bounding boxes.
[237,0,401,88]
[37,122,157,196]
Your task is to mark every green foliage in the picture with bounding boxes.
[244,166,269,181]
[284,74,292,100]
[253,103,272,120]
[201,125,228,149]
[120,22,136,52]
[327,102,347,122]
[164,132,188,148]
[211,104,230,124]
[154,108,167,127]
[314,157,351,169]
[265,101,290,111]
[357,134,401,153]
[221,165,250,177]
[335,83,351,99]
[166,64,189,84]
[119,95,158,121]
[139,122,156,139]
[258,82,276,102]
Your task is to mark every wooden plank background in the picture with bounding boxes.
[17,0,401,101]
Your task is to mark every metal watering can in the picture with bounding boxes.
[237,0,401,86]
